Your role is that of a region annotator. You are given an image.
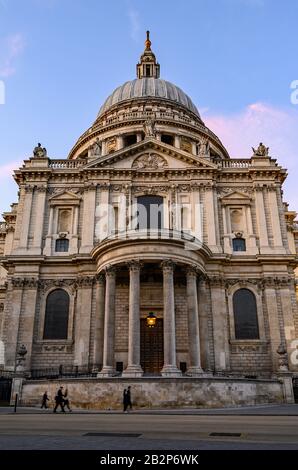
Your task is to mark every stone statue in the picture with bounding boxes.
[33,143,47,158]
[89,137,102,157]
[197,138,210,157]
[252,142,269,157]
[143,118,156,137]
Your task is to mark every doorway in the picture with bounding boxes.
[0,377,12,405]
[140,318,163,375]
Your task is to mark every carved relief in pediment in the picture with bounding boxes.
[132,153,168,170]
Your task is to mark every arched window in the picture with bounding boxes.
[43,289,69,340]
[232,238,246,252]
[55,238,69,252]
[233,288,259,339]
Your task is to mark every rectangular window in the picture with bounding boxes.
[55,238,69,252]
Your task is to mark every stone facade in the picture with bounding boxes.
[0,34,297,404]
[20,377,285,409]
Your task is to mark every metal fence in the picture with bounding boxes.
[29,365,99,380]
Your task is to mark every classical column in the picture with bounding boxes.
[254,185,269,250]
[210,276,230,374]
[279,279,296,365]
[18,186,34,251]
[174,135,181,149]
[186,267,203,376]
[98,267,117,377]
[191,141,197,155]
[117,134,124,150]
[264,281,282,372]
[17,278,39,371]
[161,260,181,376]
[70,206,79,253]
[44,206,54,256]
[204,185,219,252]
[222,206,231,253]
[80,183,96,253]
[123,261,143,377]
[74,277,93,367]
[2,278,24,369]
[91,275,105,372]
[101,140,107,156]
[268,187,284,250]
[32,186,47,254]
[198,277,212,372]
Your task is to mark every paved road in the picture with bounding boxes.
[0,405,298,449]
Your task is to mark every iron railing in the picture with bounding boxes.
[29,365,99,380]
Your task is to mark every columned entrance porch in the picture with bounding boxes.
[97,260,204,378]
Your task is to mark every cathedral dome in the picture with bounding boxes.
[98,78,200,118]
[68,31,230,160]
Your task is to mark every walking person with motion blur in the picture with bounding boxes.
[63,388,72,412]
[53,386,65,413]
[126,386,133,411]
[41,391,49,409]
[123,388,129,413]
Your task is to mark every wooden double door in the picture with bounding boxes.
[140,318,164,374]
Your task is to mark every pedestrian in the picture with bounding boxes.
[63,388,72,412]
[41,391,49,409]
[53,386,65,413]
[127,386,133,411]
[123,388,129,413]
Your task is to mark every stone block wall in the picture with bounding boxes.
[20,377,285,409]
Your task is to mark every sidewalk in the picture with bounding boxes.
[1,404,298,415]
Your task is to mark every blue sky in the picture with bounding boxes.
[0,0,298,218]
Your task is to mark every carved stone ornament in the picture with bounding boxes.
[132,153,168,170]
[132,185,169,194]
[38,278,77,293]
[76,276,95,288]
[234,232,243,239]
[161,259,175,272]
[127,260,143,272]
[106,137,117,153]
[180,137,192,153]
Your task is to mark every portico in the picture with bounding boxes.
[97,257,204,378]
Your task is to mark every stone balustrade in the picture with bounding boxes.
[49,159,87,169]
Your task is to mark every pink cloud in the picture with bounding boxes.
[0,34,25,78]
[203,103,298,210]
[0,161,22,180]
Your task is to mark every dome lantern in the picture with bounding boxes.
[136,30,160,79]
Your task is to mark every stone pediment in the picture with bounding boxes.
[84,138,218,171]
[49,190,81,206]
[220,191,251,205]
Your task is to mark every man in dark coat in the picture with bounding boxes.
[123,388,128,413]
[53,386,65,413]
[126,386,132,411]
[41,391,49,409]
